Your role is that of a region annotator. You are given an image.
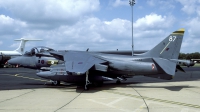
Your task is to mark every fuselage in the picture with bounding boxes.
[0,51,22,65]
[0,51,22,56]
[8,55,58,69]
[87,52,162,75]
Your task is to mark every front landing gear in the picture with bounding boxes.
[85,71,91,90]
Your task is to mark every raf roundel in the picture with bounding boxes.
[41,60,44,64]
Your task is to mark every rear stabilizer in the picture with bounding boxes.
[153,58,176,76]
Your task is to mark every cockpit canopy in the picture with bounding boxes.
[24,46,55,56]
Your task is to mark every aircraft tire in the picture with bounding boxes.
[51,81,60,86]
[116,80,121,84]
[84,85,89,90]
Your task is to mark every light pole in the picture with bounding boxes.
[129,0,135,56]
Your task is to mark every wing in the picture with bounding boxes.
[63,51,106,74]
[49,51,65,60]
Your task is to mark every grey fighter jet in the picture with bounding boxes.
[37,28,186,90]
[8,48,149,69]
[8,48,194,69]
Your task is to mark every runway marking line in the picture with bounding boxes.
[1,74,67,85]
[1,74,48,82]
[0,90,35,104]
[103,90,200,109]
[88,99,132,112]
[107,97,126,106]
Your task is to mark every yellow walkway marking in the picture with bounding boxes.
[104,90,200,109]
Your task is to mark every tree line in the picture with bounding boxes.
[179,52,200,59]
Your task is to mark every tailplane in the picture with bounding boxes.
[15,38,42,54]
[142,28,185,59]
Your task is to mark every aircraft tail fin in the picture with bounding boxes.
[142,28,185,59]
[15,38,42,54]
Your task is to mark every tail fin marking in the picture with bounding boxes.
[142,28,185,59]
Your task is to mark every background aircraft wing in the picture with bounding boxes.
[63,51,106,74]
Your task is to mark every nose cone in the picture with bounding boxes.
[36,71,54,79]
[8,57,22,65]
[8,57,34,67]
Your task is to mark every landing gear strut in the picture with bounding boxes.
[116,76,127,84]
[116,79,121,84]
[85,71,90,90]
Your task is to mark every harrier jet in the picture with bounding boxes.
[37,28,186,90]
[8,48,149,69]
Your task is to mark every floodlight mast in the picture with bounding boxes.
[129,0,135,56]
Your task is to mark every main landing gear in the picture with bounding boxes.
[51,80,60,86]
[85,71,91,90]
[116,79,121,84]
[116,76,127,84]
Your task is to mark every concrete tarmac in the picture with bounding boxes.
[0,67,200,112]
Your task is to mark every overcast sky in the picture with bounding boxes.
[0,0,199,53]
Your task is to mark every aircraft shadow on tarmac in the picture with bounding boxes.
[78,82,198,93]
[0,67,200,92]
[16,81,198,93]
[0,77,199,93]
